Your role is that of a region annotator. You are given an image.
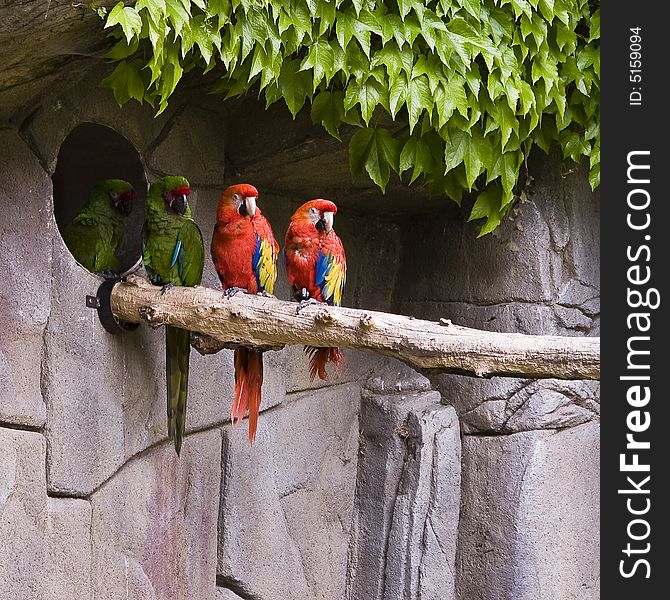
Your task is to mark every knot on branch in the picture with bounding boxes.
[140,305,166,329]
[359,314,375,330]
[314,309,337,325]
[229,308,252,321]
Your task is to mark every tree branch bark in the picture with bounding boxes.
[109,275,600,381]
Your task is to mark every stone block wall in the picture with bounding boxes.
[393,156,600,599]
[0,64,599,600]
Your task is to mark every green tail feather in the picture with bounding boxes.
[166,325,191,456]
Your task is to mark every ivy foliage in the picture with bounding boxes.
[100,0,599,235]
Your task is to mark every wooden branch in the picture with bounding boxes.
[109,276,600,381]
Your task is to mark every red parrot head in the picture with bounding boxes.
[220,183,259,219]
[292,199,338,234]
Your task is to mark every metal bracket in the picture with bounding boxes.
[86,277,139,334]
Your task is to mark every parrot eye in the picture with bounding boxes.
[109,191,120,201]
[233,193,242,203]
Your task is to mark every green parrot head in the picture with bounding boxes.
[92,179,136,216]
[149,175,192,217]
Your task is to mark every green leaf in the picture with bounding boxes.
[444,129,468,174]
[399,135,433,183]
[489,149,522,203]
[101,59,146,105]
[300,40,336,90]
[464,129,493,189]
[336,11,371,56]
[311,90,346,139]
[135,0,166,15]
[433,76,468,127]
[371,42,413,79]
[538,0,555,23]
[468,186,504,237]
[105,3,143,44]
[349,127,401,191]
[589,9,600,42]
[531,50,559,93]
[165,0,190,36]
[510,0,533,19]
[277,59,313,117]
[388,72,408,118]
[397,0,412,20]
[105,36,140,61]
[345,76,387,125]
[407,75,432,133]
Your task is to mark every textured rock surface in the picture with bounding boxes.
[218,383,360,600]
[0,428,92,600]
[393,158,600,336]
[433,375,600,434]
[457,423,600,600]
[90,428,222,600]
[346,362,461,600]
[0,2,117,123]
[0,130,51,427]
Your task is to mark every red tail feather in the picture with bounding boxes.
[304,346,343,381]
[231,349,264,443]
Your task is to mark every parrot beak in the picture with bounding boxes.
[322,211,334,233]
[244,196,257,219]
[172,194,188,216]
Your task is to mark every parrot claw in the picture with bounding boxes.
[296,298,324,313]
[223,286,247,298]
[257,291,275,298]
[294,287,311,302]
[160,283,174,295]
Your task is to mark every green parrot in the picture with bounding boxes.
[142,175,204,456]
[60,179,136,274]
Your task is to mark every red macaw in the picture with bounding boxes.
[211,183,279,443]
[284,199,346,381]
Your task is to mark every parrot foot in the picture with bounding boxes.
[160,283,174,295]
[256,291,275,298]
[294,287,311,302]
[223,287,248,298]
[96,270,120,280]
[296,298,324,313]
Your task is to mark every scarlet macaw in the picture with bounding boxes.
[284,199,346,381]
[211,183,279,443]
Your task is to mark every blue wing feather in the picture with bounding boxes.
[170,239,182,270]
[252,234,262,291]
[315,250,330,295]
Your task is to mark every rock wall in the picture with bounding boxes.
[392,156,600,599]
[0,64,599,600]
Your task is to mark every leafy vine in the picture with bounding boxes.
[100,0,599,235]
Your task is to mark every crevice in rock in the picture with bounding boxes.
[215,575,260,600]
[46,489,86,499]
[0,420,43,434]
[18,106,49,171]
[379,438,412,599]
[143,102,187,163]
[81,420,227,499]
